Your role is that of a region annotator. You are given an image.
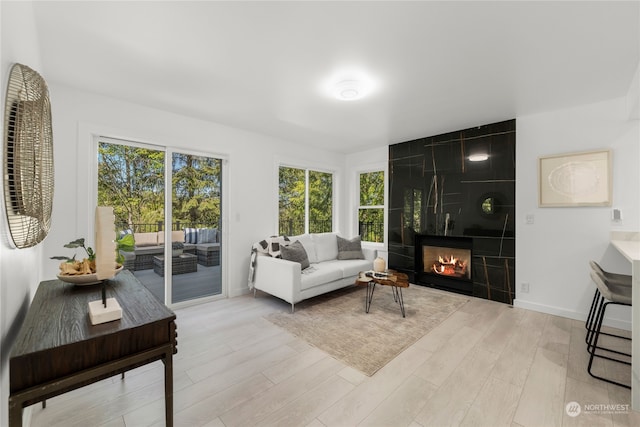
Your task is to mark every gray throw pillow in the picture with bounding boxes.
[337,236,364,260]
[280,240,310,270]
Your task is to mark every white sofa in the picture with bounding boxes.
[252,232,376,312]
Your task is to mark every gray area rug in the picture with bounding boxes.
[265,284,469,376]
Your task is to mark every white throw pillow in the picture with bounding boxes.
[289,233,318,264]
[312,233,338,262]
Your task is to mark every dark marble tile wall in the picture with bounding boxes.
[388,119,516,304]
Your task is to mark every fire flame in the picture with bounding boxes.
[431,254,467,277]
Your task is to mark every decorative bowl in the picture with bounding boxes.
[57,265,123,286]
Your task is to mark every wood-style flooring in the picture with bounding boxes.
[29,288,640,427]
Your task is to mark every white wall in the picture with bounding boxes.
[514,95,640,329]
[45,83,347,301]
[0,2,45,426]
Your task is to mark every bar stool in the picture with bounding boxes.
[585,261,632,349]
[587,269,632,388]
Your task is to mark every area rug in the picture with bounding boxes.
[264,284,469,376]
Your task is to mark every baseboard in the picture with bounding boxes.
[513,298,632,331]
[229,287,251,298]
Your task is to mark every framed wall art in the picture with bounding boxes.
[538,149,611,207]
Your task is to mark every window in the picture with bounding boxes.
[279,166,333,235]
[358,171,384,243]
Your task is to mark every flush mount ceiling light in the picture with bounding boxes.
[468,153,489,162]
[334,80,364,101]
[321,68,377,101]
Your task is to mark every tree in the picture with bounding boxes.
[98,144,222,232]
[172,153,221,227]
[98,143,165,229]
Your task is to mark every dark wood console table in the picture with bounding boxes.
[8,270,177,426]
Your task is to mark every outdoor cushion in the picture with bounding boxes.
[196,243,220,252]
[134,232,158,247]
[157,230,185,245]
[197,227,217,243]
[312,233,338,262]
[184,227,198,244]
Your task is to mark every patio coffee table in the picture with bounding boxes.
[153,253,197,276]
[355,270,410,317]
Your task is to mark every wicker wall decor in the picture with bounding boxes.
[3,63,54,248]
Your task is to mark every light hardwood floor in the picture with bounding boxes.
[29,289,640,427]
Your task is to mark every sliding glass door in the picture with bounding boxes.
[170,152,222,303]
[98,139,223,305]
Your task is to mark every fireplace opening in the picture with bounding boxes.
[423,246,470,280]
[415,234,473,295]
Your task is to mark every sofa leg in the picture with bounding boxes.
[253,288,256,298]
[291,303,295,314]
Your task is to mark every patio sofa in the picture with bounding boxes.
[122,228,220,270]
[250,232,376,312]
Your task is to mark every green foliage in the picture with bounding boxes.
[51,238,95,261]
[98,143,222,232]
[278,167,333,235]
[98,143,165,227]
[359,171,384,206]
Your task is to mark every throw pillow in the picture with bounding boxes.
[288,233,318,264]
[197,228,217,244]
[184,227,198,244]
[280,240,310,270]
[337,235,364,260]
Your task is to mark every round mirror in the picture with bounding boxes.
[478,192,502,218]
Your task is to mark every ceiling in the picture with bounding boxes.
[29,1,639,153]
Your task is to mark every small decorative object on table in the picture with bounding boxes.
[374,257,386,273]
[50,207,133,325]
[172,241,184,257]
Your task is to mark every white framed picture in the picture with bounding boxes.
[538,149,611,207]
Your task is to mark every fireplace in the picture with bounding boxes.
[415,234,473,295]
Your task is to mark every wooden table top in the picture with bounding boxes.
[10,270,176,393]
[356,270,410,288]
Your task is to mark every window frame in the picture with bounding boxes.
[276,160,336,236]
[357,169,386,245]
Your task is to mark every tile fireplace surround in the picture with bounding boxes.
[388,119,516,304]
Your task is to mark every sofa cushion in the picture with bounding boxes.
[337,236,364,260]
[157,230,185,245]
[197,227,218,244]
[312,233,338,262]
[289,233,318,264]
[196,242,220,252]
[134,245,163,256]
[280,240,310,270]
[134,232,158,247]
[300,262,343,290]
[326,258,374,278]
